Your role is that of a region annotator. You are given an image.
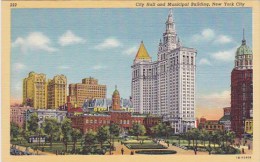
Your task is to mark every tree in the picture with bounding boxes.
[109,123,120,154]
[130,123,146,140]
[97,126,109,148]
[83,131,96,154]
[36,128,44,148]
[71,128,82,154]
[10,122,20,139]
[27,112,39,133]
[199,129,207,146]
[61,118,72,153]
[43,118,60,148]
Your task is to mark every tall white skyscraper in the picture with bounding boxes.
[131,9,197,133]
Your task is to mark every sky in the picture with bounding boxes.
[11,8,252,119]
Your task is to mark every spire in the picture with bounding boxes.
[115,85,117,90]
[134,41,151,61]
[165,9,175,34]
[242,28,246,45]
[166,9,174,24]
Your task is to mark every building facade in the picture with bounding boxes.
[71,87,162,134]
[10,106,33,127]
[244,119,253,134]
[219,107,231,131]
[200,120,224,133]
[47,75,67,109]
[131,10,196,133]
[231,30,253,137]
[25,109,67,128]
[68,77,106,107]
[23,72,47,109]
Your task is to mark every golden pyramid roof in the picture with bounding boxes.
[135,41,151,60]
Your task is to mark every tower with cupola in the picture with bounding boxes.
[231,29,253,137]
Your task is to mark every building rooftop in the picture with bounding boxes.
[219,115,231,121]
[134,41,151,61]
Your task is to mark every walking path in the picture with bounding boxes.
[158,141,208,155]
[11,144,55,155]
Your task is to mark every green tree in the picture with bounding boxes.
[83,131,96,154]
[97,126,109,148]
[10,122,20,139]
[109,123,120,153]
[71,128,82,154]
[36,128,44,148]
[61,118,72,153]
[27,112,39,133]
[130,123,146,140]
[199,129,207,146]
[43,118,60,148]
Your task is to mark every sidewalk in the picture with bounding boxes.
[12,144,55,155]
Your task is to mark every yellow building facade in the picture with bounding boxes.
[68,77,106,107]
[244,119,253,134]
[47,75,67,109]
[23,72,47,109]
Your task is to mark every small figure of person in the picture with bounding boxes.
[194,146,198,155]
[242,148,245,154]
[130,151,134,155]
[248,144,251,150]
[121,148,124,155]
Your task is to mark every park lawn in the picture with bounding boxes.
[11,141,111,154]
[123,140,154,144]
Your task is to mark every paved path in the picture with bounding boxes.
[12,144,55,155]
[106,141,208,155]
[158,141,208,155]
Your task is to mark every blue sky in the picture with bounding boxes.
[11,8,252,116]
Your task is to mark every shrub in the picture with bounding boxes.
[135,150,177,155]
[125,144,167,149]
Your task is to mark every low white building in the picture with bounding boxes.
[25,109,67,127]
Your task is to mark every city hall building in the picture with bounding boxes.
[131,10,196,133]
[71,87,162,134]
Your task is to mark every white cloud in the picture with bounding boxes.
[214,35,233,44]
[12,32,57,53]
[197,90,230,108]
[92,65,107,70]
[191,29,233,45]
[198,58,211,66]
[95,38,121,50]
[57,65,70,69]
[123,46,138,56]
[211,46,237,62]
[58,30,86,46]
[192,28,215,42]
[13,63,26,71]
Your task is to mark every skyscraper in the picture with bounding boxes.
[23,72,47,109]
[47,75,67,109]
[231,29,253,137]
[131,9,197,133]
[68,77,106,107]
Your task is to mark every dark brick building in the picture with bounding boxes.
[231,31,253,137]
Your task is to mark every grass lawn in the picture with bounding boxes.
[11,141,111,154]
[125,143,167,149]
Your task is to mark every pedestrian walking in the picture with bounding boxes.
[248,144,251,150]
[121,148,124,155]
[130,151,134,155]
[242,148,245,154]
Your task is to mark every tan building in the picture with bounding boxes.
[23,72,47,109]
[68,77,106,107]
[244,119,253,134]
[47,75,67,109]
